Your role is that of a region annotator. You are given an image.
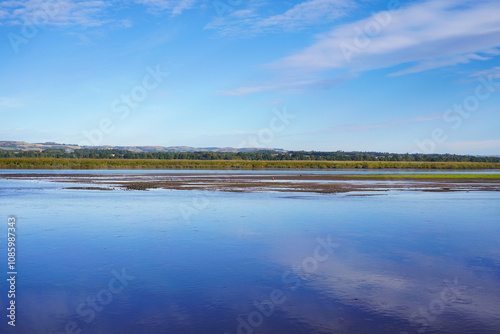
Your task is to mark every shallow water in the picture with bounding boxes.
[1,171,500,334]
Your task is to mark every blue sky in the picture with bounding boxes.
[0,0,499,154]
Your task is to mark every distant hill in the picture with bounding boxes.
[0,141,287,153]
[0,141,81,152]
[2,140,500,163]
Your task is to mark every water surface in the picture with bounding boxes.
[1,170,499,333]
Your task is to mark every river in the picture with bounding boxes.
[1,170,499,333]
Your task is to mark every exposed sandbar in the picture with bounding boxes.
[2,173,499,194]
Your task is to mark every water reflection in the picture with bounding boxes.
[0,176,499,334]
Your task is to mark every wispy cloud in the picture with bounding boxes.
[0,0,198,27]
[219,75,355,96]
[389,53,493,77]
[454,65,500,84]
[470,66,500,79]
[133,0,198,16]
[206,0,355,37]
[257,0,354,30]
[269,0,500,76]
[0,9,8,20]
[0,0,112,27]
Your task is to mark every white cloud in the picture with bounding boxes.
[220,75,354,96]
[206,0,354,37]
[269,0,500,76]
[66,31,92,45]
[0,0,198,27]
[219,80,315,96]
[470,66,500,79]
[453,64,500,84]
[230,9,255,19]
[133,0,197,16]
[257,0,354,29]
[389,53,492,77]
[0,0,111,27]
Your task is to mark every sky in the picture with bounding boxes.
[0,0,499,155]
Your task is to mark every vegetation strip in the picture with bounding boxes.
[1,158,500,170]
[2,147,499,163]
[342,174,500,179]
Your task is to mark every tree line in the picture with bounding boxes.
[0,148,499,163]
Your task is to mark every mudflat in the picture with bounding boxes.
[2,173,499,193]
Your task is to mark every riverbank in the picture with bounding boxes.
[1,158,500,170]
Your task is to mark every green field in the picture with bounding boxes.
[1,158,500,170]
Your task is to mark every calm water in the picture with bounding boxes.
[1,170,500,334]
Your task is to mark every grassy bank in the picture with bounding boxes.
[345,174,500,179]
[1,158,500,170]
